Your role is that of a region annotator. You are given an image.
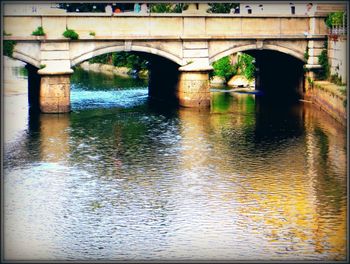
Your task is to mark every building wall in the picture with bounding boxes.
[328,38,347,83]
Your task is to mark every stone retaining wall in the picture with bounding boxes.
[305,81,346,125]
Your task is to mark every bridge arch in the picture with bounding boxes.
[209,44,306,64]
[12,51,41,68]
[71,45,183,67]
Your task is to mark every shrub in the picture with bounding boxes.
[32,26,45,36]
[63,28,79,40]
[330,74,344,86]
[150,3,174,13]
[207,3,238,13]
[304,47,309,61]
[150,3,187,13]
[88,52,148,72]
[113,52,148,71]
[317,48,330,80]
[236,53,255,80]
[3,40,16,57]
[307,77,314,86]
[3,31,16,57]
[325,11,346,28]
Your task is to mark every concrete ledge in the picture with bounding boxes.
[38,69,74,75]
[179,64,213,72]
[305,64,322,69]
[4,13,326,18]
[4,35,326,41]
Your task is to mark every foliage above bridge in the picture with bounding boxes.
[325,11,347,27]
[57,3,240,13]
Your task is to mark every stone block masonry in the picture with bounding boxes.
[40,75,71,113]
[177,71,211,107]
[305,81,346,125]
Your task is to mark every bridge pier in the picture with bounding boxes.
[177,63,213,108]
[26,64,41,111]
[177,71,211,107]
[38,73,72,113]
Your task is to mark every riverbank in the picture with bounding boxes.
[305,80,347,125]
[79,61,148,79]
[210,74,255,88]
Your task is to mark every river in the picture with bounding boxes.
[3,62,347,261]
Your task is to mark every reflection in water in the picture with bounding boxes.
[3,67,347,261]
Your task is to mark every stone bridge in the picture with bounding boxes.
[4,12,328,112]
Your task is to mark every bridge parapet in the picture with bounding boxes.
[4,14,328,40]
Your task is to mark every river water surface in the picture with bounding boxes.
[3,65,347,261]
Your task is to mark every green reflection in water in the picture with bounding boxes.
[211,91,256,129]
[211,92,233,113]
[211,92,256,114]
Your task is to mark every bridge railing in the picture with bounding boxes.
[329,25,347,35]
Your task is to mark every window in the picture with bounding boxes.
[245,5,252,14]
[291,6,295,14]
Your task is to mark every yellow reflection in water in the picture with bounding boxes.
[39,114,71,162]
[175,99,346,260]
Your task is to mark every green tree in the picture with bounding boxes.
[325,11,346,27]
[89,52,148,72]
[3,40,16,57]
[317,49,330,80]
[149,3,188,13]
[212,56,237,81]
[207,3,238,13]
[32,26,45,36]
[236,53,255,80]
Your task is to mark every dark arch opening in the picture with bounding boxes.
[25,64,41,112]
[245,49,305,104]
[146,53,180,105]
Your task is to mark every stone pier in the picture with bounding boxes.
[26,64,41,111]
[38,72,72,113]
[177,63,213,108]
[37,41,73,113]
